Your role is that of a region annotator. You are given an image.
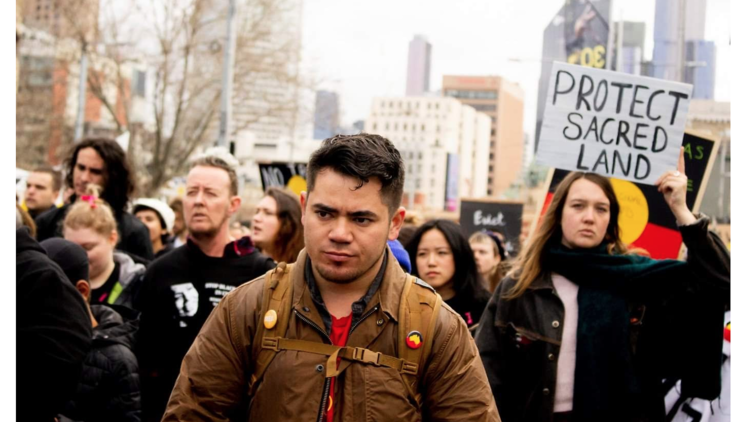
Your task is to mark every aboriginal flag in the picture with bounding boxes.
[538,132,716,259]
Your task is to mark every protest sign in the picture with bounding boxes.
[459,199,524,256]
[537,62,693,184]
[258,162,308,195]
[531,130,718,259]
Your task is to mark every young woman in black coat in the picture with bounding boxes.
[405,219,491,333]
[475,154,730,422]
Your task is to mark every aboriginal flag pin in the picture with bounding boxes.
[264,310,278,329]
[406,331,423,349]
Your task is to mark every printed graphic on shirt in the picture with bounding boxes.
[205,282,236,307]
[171,283,199,327]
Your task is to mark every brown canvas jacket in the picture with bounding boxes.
[163,248,500,422]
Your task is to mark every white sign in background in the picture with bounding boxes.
[536,62,693,184]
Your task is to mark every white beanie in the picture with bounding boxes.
[133,198,176,232]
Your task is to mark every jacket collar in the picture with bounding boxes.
[16,227,45,255]
[526,271,555,291]
[113,251,146,287]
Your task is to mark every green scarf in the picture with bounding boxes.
[546,244,686,421]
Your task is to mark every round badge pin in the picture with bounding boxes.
[406,330,423,349]
[264,310,278,329]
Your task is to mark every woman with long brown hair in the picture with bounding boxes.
[475,156,730,422]
[251,187,305,263]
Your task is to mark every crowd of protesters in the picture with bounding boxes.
[15,133,729,422]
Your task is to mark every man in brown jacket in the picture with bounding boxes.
[163,134,500,421]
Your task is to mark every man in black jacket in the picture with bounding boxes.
[35,137,154,261]
[17,226,92,422]
[41,238,141,422]
[136,149,276,421]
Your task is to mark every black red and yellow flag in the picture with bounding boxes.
[534,131,719,259]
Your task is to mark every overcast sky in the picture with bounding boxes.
[300,0,731,139]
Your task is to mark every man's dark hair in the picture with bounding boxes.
[307,133,405,215]
[32,166,63,192]
[64,137,135,214]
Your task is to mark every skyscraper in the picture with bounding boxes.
[443,75,524,198]
[535,1,611,152]
[615,21,646,75]
[406,35,432,96]
[652,0,708,82]
[535,5,567,153]
[685,40,716,99]
[313,90,340,140]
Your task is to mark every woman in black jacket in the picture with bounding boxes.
[474,156,730,422]
[405,219,490,333]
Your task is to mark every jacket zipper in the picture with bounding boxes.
[317,378,331,422]
[293,309,332,343]
[295,305,380,422]
[293,309,332,422]
[348,305,379,335]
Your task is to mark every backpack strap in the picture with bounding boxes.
[250,262,292,396]
[259,338,419,378]
[398,275,443,408]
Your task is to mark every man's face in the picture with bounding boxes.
[72,148,106,197]
[301,169,404,284]
[184,165,239,240]
[470,239,500,276]
[25,172,58,212]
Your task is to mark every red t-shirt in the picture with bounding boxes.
[326,313,353,422]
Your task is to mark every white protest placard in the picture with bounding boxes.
[536,62,693,184]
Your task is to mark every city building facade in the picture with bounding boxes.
[365,97,490,211]
[443,75,524,198]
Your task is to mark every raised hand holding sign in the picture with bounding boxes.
[655,147,696,226]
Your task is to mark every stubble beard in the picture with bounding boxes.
[311,242,386,285]
[188,212,230,242]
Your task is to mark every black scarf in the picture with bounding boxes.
[547,244,685,421]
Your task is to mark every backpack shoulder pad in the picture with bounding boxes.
[414,277,436,293]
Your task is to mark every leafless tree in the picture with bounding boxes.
[63,0,313,196]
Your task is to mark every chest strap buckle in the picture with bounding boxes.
[353,347,382,365]
[262,337,280,352]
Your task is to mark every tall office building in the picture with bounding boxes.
[535,1,612,152]
[652,0,708,81]
[313,90,340,140]
[615,21,646,75]
[22,0,99,42]
[443,76,525,197]
[534,5,567,153]
[406,35,432,96]
[685,40,716,99]
[365,97,490,211]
